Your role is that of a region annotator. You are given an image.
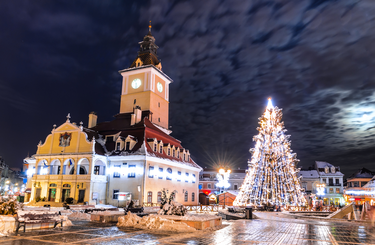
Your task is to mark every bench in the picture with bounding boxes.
[68,205,95,211]
[84,207,119,213]
[125,207,144,214]
[16,211,63,232]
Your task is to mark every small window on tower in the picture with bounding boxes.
[158,102,160,107]
[134,99,136,104]
[158,118,160,122]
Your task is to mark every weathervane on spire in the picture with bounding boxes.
[66,113,71,122]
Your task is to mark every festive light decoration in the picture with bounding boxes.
[233,98,306,207]
[216,168,231,189]
[316,183,326,196]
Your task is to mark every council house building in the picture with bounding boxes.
[24,25,202,206]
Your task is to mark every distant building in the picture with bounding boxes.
[299,161,345,206]
[24,26,202,206]
[198,168,246,204]
[344,168,375,205]
[0,157,25,199]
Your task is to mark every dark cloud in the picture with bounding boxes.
[0,0,374,177]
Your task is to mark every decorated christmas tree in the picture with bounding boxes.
[233,98,306,207]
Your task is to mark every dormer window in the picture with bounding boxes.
[153,144,157,152]
[159,145,163,154]
[116,142,121,151]
[325,166,329,174]
[331,166,336,173]
[172,149,175,157]
[125,142,130,151]
[168,148,170,156]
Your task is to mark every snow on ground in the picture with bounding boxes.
[91,211,124,215]
[160,213,220,221]
[144,206,160,213]
[117,212,196,232]
[67,212,91,221]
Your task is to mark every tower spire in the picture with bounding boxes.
[148,20,152,34]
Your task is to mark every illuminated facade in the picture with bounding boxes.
[24,26,202,206]
[300,161,345,206]
[344,168,375,205]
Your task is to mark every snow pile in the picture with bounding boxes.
[158,200,187,216]
[161,213,219,221]
[117,212,196,232]
[0,215,15,236]
[58,215,73,227]
[144,206,160,213]
[91,211,124,215]
[67,212,91,220]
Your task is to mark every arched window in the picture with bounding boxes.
[192,192,195,202]
[184,191,188,202]
[147,191,152,203]
[49,183,57,187]
[79,166,87,175]
[157,191,162,203]
[166,168,172,180]
[69,167,75,175]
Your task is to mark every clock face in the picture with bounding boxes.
[131,79,141,89]
[157,82,163,92]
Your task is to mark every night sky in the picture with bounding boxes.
[0,0,374,177]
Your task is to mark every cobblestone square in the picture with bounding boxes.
[0,213,374,244]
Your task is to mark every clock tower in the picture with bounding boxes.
[118,23,172,129]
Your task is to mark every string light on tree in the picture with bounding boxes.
[233,98,306,207]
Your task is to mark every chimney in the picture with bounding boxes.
[88,112,97,128]
[131,106,142,126]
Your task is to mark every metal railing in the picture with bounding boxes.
[185,205,224,212]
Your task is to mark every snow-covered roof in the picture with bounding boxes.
[217,190,240,196]
[348,168,375,179]
[298,170,319,178]
[315,161,333,168]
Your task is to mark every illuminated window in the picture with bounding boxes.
[113,190,119,200]
[94,166,100,175]
[148,166,154,178]
[147,191,152,203]
[177,171,181,182]
[184,191,188,202]
[336,188,340,193]
[157,191,162,203]
[128,165,136,178]
[192,192,195,202]
[329,188,333,194]
[166,168,172,180]
[113,165,121,178]
[158,168,163,179]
